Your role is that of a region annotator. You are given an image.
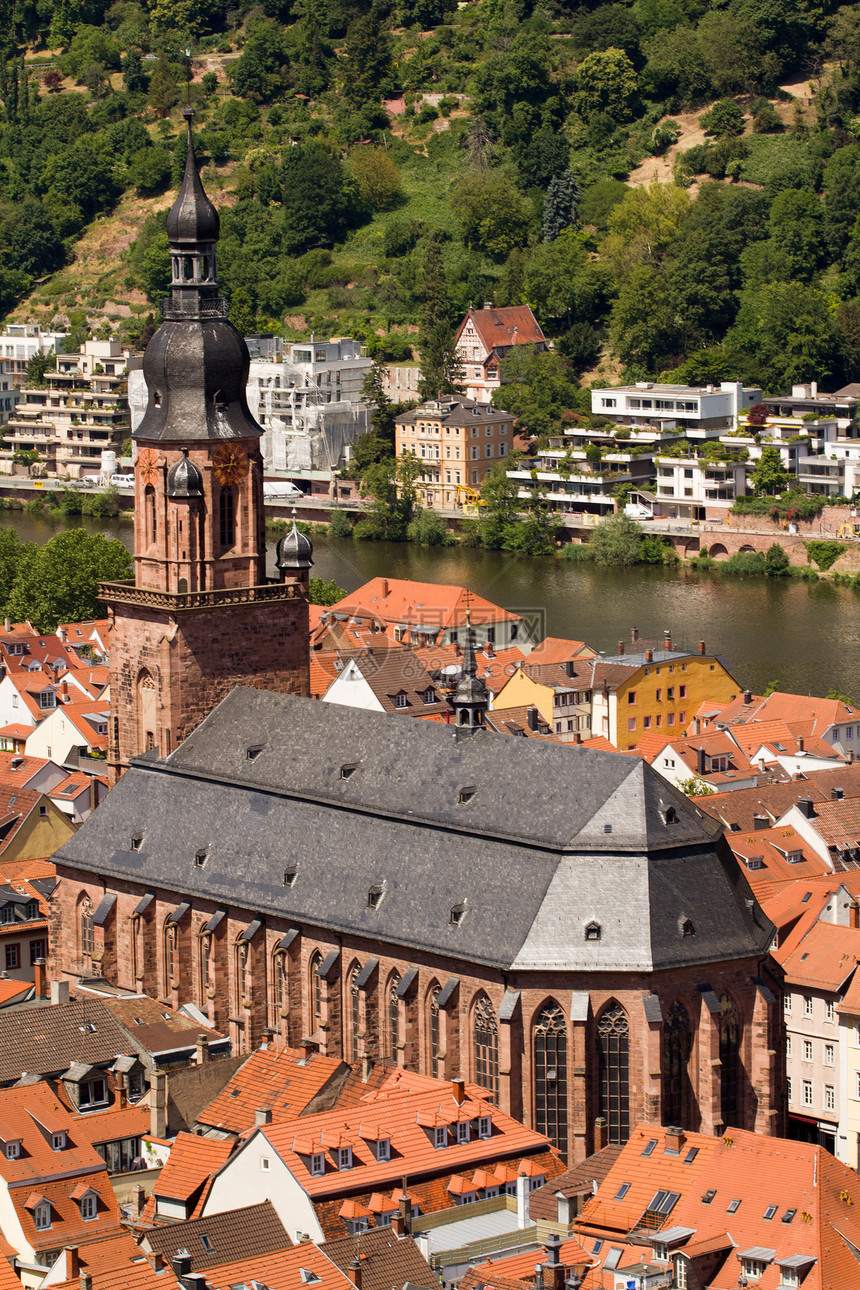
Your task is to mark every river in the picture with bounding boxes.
[5,511,858,699]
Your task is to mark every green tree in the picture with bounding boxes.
[751,446,790,496]
[0,528,31,614]
[407,509,455,545]
[493,347,579,438]
[574,47,638,123]
[232,18,290,102]
[339,12,393,110]
[452,172,532,260]
[357,454,422,541]
[147,55,178,118]
[4,529,132,631]
[542,171,582,243]
[360,358,397,454]
[523,229,604,329]
[308,576,346,605]
[700,98,746,138]
[600,183,691,286]
[589,512,644,565]
[726,281,845,390]
[348,148,402,211]
[765,542,790,575]
[417,239,460,401]
[128,147,171,194]
[24,352,52,386]
[608,264,680,370]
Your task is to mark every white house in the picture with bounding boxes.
[592,381,761,434]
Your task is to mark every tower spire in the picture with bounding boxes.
[451,603,488,732]
[164,109,221,316]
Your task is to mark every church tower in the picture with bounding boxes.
[101,111,310,782]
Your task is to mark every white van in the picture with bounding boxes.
[263,481,303,499]
[110,473,135,487]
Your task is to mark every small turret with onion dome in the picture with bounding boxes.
[276,510,314,591]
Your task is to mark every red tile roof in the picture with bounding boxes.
[13,1170,121,1253]
[458,306,546,354]
[48,1232,181,1290]
[329,579,522,639]
[523,638,597,666]
[776,919,860,989]
[204,1239,353,1290]
[148,1132,233,1206]
[197,1046,347,1136]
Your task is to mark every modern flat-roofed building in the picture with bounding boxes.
[592,381,761,435]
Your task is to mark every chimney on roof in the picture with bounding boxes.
[131,1184,145,1220]
[3,618,9,632]
[196,1035,209,1065]
[797,797,816,819]
[572,732,581,745]
[694,718,702,735]
[65,1248,79,1280]
[543,1234,566,1290]
[398,1189,412,1235]
[483,301,492,310]
[850,902,860,930]
[753,813,769,831]
[699,640,706,655]
[697,747,707,776]
[593,1117,608,1152]
[484,641,494,659]
[527,708,539,733]
[664,630,672,651]
[348,1258,362,1290]
[851,750,856,765]
[798,737,805,752]
[182,1275,207,1290]
[565,659,576,678]
[50,980,69,1006]
[833,786,845,800]
[453,1077,466,1105]
[744,689,752,705]
[631,627,639,643]
[151,1254,164,1273]
[380,578,389,599]
[255,1107,272,1127]
[34,957,47,999]
[61,679,69,701]
[645,649,653,663]
[80,1273,92,1290]
[392,1209,406,1237]
[151,1071,167,1139]
[664,1126,685,1155]
[172,1253,192,1281]
[617,642,624,656]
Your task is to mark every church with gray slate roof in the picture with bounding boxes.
[47,126,784,1166]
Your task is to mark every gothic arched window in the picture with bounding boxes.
[719,993,741,1130]
[663,1000,693,1129]
[597,1001,630,1144]
[350,963,361,1063]
[165,923,178,992]
[387,973,400,1061]
[79,896,94,959]
[219,487,236,551]
[310,952,322,1029]
[474,995,499,1104]
[534,1002,568,1153]
[145,485,156,545]
[274,951,288,1021]
[429,985,441,1072]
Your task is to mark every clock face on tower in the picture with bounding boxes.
[213,443,248,487]
[137,448,160,485]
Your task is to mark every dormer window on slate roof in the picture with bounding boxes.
[367,886,385,910]
[585,921,601,941]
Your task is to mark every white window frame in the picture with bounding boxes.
[51,1133,65,1151]
[375,1139,390,1163]
[80,1194,96,1221]
[310,1153,324,1177]
[5,1141,19,1160]
[457,1121,470,1143]
[338,1146,353,1170]
[33,1203,51,1231]
[802,1079,813,1107]
[478,1115,492,1139]
[434,1126,447,1149]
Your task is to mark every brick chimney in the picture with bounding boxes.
[542,1234,566,1290]
[617,641,624,656]
[698,640,706,655]
[255,1107,272,1127]
[80,1273,92,1290]
[565,659,576,678]
[631,627,639,643]
[348,1258,362,1290]
[645,649,653,663]
[664,1126,685,1155]
[65,1248,79,1279]
[452,1078,466,1105]
[131,1184,145,1220]
[697,747,707,776]
[34,957,47,999]
[380,579,389,599]
[527,708,539,732]
[151,1254,164,1273]
[664,630,672,651]
[196,1034,209,1064]
[594,1117,608,1151]
[797,797,816,819]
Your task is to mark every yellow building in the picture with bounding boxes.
[0,790,76,866]
[590,633,742,751]
[493,645,597,743]
[394,397,515,509]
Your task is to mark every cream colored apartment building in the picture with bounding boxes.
[394,396,515,508]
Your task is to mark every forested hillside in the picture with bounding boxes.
[3,0,860,393]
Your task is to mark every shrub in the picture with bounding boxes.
[561,542,594,561]
[723,551,766,575]
[700,99,745,139]
[764,543,790,576]
[328,508,353,538]
[406,508,455,546]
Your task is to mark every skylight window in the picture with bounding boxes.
[727,1198,741,1213]
[764,1205,778,1220]
[684,1147,698,1163]
[648,1190,680,1216]
[702,1190,716,1205]
[782,1208,797,1223]
[613,1182,630,1201]
[642,1139,657,1157]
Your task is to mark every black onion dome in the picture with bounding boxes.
[135,318,262,443]
[276,520,314,571]
[165,110,220,246]
[167,449,203,498]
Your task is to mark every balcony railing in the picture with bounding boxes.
[161,296,230,321]
[99,579,303,611]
